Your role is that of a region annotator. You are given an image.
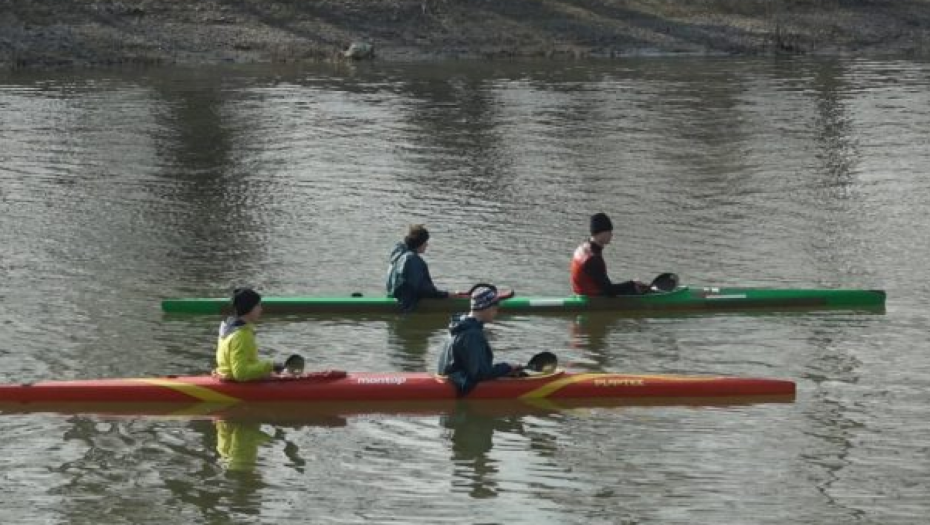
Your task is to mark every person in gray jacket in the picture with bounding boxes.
[386,224,450,311]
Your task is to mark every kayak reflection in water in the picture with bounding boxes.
[437,284,522,396]
[570,212,650,296]
[214,288,302,381]
[386,224,452,312]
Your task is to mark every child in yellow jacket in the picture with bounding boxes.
[215,288,276,381]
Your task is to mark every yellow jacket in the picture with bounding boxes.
[215,318,273,381]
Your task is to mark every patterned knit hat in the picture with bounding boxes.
[469,284,514,311]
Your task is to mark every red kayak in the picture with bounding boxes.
[0,370,795,404]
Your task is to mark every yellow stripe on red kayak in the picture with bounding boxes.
[519,373,723,399]
[519,373,604,399]
[131,378,241,403]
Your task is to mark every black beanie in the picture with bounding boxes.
[232,287,262,316]
[590,213,614,235]
[404,225,430,250]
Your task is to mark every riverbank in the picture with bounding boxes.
[2,0,930,69]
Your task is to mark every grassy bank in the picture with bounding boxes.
[2,0,929,69]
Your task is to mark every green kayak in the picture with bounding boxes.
[161,287,886,315]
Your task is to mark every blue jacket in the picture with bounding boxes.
[386,242,448,311]
[437,314,513,395]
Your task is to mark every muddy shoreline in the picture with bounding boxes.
[2,0,930,70]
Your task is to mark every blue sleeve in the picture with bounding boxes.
[407,256,448,298]
[455,331,493,381]
[457,331,511,381]
[490,362,514,378]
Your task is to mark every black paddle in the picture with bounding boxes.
[284,354,305,374]
[525,351,558,374]
[649,272,679,292]
[455,282,516,301]
[273,354,305,375]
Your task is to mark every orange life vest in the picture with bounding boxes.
[570,241,602,295]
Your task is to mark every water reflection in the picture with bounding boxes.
[396,75,512,196]
[385,314,449,371]
[174,419,266,521]
[47,409,348,521]
[569,314,617,357]
[213,410,348,472]
[214,419,273,472]
[567,313,669,369]
[441,402,524,499]
[810,59,859,189]
[147,75,266,284]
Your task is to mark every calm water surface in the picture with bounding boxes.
[1,57,929,524]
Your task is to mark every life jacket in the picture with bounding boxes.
[570,241,602,295]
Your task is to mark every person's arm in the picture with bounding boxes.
[228,330,274,381]
[610,280,648,295]
[407,256,449,298]
[489,362,515,378]
[459,332,513,380]
[582,255,616,297]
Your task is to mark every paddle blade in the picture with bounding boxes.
[650,272,679,292]
[284,354,305,374]
[526,352,558,373]
[464,283,515,299]
[459,284,516,303]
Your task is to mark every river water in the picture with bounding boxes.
[1,56,928,524]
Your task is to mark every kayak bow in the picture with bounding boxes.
[161,287,885,315]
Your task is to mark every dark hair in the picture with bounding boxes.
[232,287,262,316]
[404,224,430,249]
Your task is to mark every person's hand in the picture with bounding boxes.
[509,364,526,377]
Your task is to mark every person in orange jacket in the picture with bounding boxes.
[570,213,649,296]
